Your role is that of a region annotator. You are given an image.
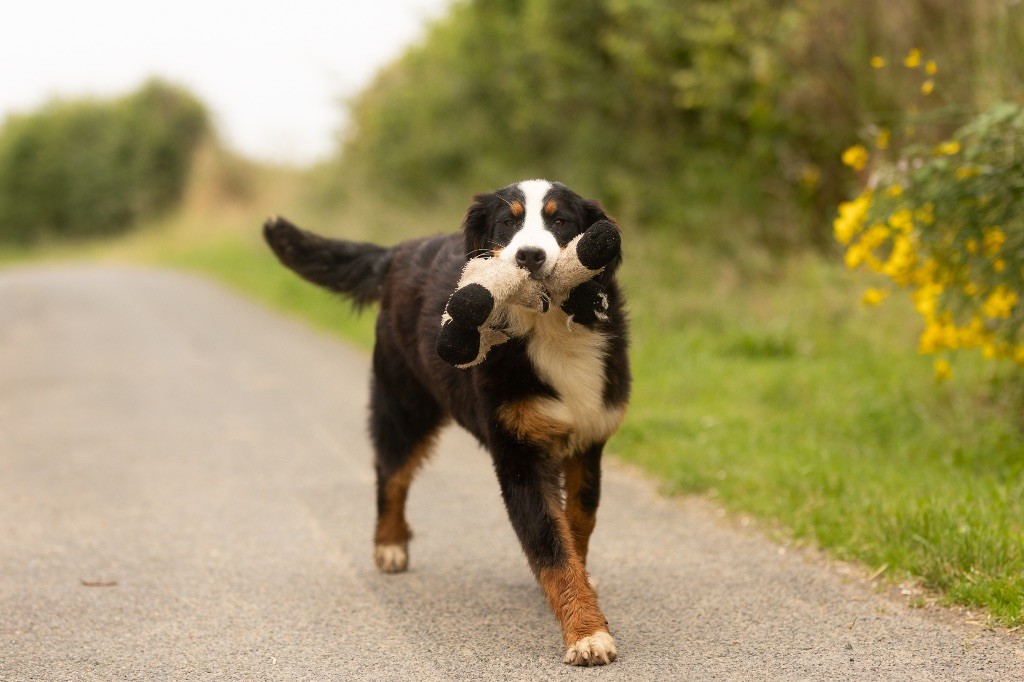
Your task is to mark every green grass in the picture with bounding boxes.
[5,213,1022,626]
[621,231,1024,625]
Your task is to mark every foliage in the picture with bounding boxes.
[330,0,1024,248]
[837,60,1024,380]
[0,79,209,244]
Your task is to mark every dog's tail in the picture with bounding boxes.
[263,215,392,309]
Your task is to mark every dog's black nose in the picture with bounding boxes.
[515,247,546,275]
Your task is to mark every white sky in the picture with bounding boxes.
[1,0,451,165]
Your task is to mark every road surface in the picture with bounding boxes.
[1,265,1021,680]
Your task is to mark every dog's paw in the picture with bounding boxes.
[564,631,617,666]
[374,543,408,573]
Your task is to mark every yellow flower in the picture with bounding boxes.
[937,140,961,155]
[921,79,935,95]
[956,165,980,180]
[918,322,942,353]
[994,259,1007,272]
[842,144,869,171]
[860,224,890,250]
[913,282,943,318]
[833,192,871,245]
[844,243,868,270]
[956,317,987,349]
[876,128,891,150]
[982,227,1006,255]
[1014,346,1024,364]
[964,282,979,296]
[934,359,952,382]
[887,184,903,198]
[888,208,913,232]
[862,288,889,306]
[965,238,978,254]
[926,59,937,75]
[871,56,886,68]
[882,235,916,284]
[982,286,1017,319]
[919,318,959,354]
[904,48,922,68]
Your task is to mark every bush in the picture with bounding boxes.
[0,79,209,244]
[330,0,1024,249]
[836,101,1024,379]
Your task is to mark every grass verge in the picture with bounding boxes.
[622,231,1024,626]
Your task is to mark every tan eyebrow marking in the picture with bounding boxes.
[510,201,524,217]
[544,200,558,215]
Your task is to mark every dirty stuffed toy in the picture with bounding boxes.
[436,219,621,368]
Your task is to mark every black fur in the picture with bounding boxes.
[561,279,608,325]
[264,216,391,309]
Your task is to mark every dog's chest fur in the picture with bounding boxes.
[506,306,624,456]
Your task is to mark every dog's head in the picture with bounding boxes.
[462,179,619,282]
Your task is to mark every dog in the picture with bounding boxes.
[263,179,630,666]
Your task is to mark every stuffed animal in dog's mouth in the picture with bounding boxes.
[437,219,621,368]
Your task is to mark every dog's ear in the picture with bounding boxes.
[582,199,614,229]
[462,193,494,260]
[582,199,622,283]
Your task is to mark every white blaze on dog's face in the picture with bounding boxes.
[500,179,560,279]
[461,179,612,280]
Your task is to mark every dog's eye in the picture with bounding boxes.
[503,219,515,227]
[552,219,566,227]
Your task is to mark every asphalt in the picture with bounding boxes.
[1,264,1021,681]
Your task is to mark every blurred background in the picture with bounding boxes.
[2,0,1023,626]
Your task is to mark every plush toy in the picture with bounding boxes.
[436,220,620,368]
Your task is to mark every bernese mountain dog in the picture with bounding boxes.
[263,179,630,666]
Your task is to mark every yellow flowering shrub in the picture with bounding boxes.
[836,102,1024,380]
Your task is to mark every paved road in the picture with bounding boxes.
[1,265,1021,681]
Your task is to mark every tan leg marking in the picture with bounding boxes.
[374,435,436,573]
[537,493,615,665]
[563,457,597,567]
[497,399,573,451]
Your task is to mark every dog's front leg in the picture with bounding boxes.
[490,434,616,666]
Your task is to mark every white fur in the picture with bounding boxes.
[374,544,408,573]
[507,307,624,456]
[501,179,560,278]
[564,631,617,666]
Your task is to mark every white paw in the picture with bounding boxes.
[564,631,617,666]
[374,543,408,573]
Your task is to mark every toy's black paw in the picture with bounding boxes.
[436,320,482,366]
[447,283,495,328]
[576,220,620,270]
[561,279,609,325]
